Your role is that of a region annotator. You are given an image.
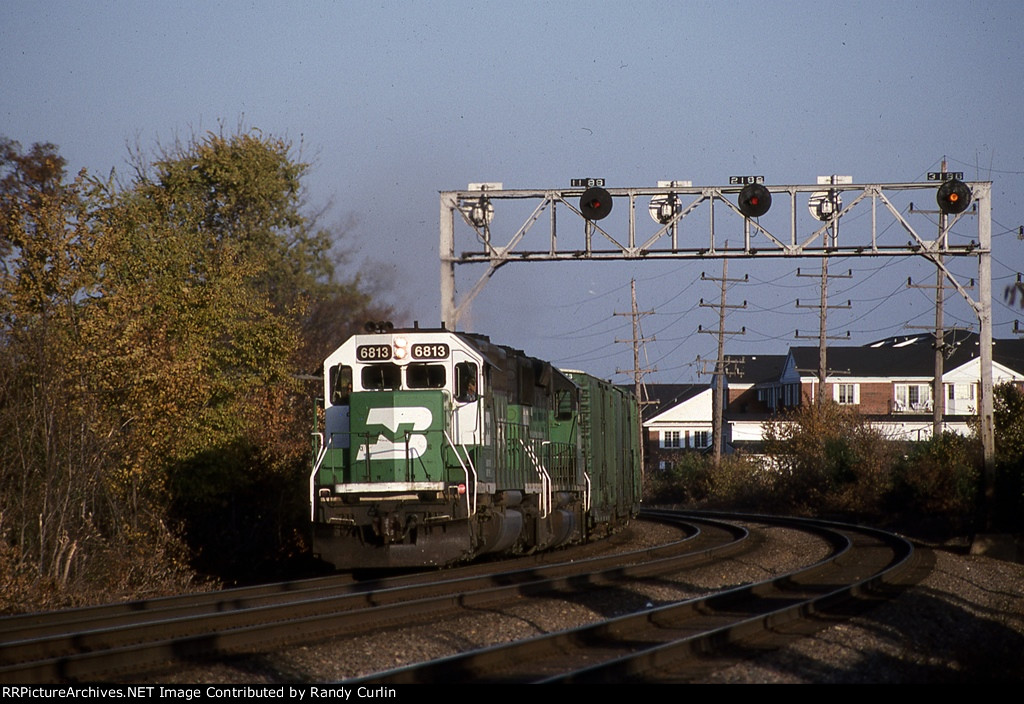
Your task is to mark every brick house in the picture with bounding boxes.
[640,384,712,470]
[639,333,1024,469]
[750,332,1024,441]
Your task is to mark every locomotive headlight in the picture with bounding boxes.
[393,336,409,359]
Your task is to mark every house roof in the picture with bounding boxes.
[639,384,708,422]
[993,338,1024,375]
[723,354,787,384]
[786,332,1024,380]
[634,334,1024,426]
[788,344,934,378]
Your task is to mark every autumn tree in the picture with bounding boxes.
[91,129,389,578]
[131,131,392,369]
[1,129,398,605]
[991,383,1024,529]
[0,139,131,607]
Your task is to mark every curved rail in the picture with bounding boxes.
[344,511,916,683]
[0,514,735,683]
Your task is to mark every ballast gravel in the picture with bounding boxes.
[143,520,1024,684]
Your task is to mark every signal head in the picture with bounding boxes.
[738,183,772,218]
[936,178,972,215]
[579,187,613,220]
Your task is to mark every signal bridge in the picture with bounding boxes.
[438,177,994,509]
[440,179,988,324]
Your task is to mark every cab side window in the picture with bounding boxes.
[329,365,353,405]
[455,362,479,402]
[555,388,575,421]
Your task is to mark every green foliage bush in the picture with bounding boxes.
[760,401,898,515]
[992,384,1024,531]
[704,454,776,510]
[890,433,980,533]
[644,452,712,504]
[646,392,1024,538]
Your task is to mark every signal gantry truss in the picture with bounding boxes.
[438,180,995,491]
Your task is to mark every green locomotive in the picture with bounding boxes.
[310,324,641,568]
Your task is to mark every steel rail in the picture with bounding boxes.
[0,514,744,683]
[345,511,914,683]
[0,512,697,642]
[549,514,917,684]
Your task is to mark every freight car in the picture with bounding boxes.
[309,324,641,569]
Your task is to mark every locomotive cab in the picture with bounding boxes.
[312,328,488,567]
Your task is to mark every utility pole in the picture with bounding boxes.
[934,229,945,436]
[934,159,948,437]
[929,158,949,437]
[795,264,851,404]
[907,272,950,436]
[796,177,852,404]
[907,159,966,438]
[1015,274,1024,337]
[698,256,746,464]
[615,279,656,476]
[906,275,963,436]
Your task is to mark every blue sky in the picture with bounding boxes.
[4,1,1023,382]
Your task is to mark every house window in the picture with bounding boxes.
[834,383,859,405]
[894,383,932,412]
[694,431,710,448]
[661,430,681,448]
[948,384,975,401]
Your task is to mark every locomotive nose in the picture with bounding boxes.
[349,391,446,483]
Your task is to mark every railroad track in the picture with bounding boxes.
[1,511,921,683]
[345,511,920,683]
[1,511,735,683]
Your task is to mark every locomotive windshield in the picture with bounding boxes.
[361,363,401,390]
[328,338,482,402]
[407,363,446,389]
[354,361,472,395]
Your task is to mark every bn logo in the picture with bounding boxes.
[356,406,433,460]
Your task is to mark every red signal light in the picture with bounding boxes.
[936,179,972,215]
[579,187,613,220]
[738,183,772,218]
